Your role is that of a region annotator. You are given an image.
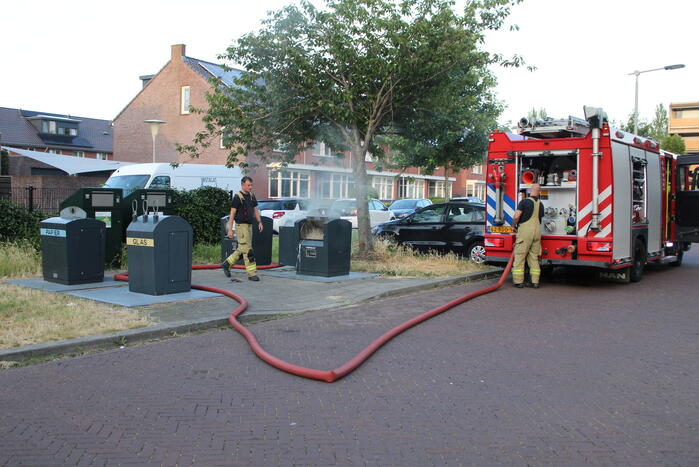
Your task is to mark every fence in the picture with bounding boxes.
[0,187,77,214]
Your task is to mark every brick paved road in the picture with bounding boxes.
[1,250,698,466]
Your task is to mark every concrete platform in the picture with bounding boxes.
[6,276,124,292]
[260,269,377,282]
[67,287,222,307]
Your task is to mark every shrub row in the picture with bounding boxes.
[171,186,232,244]
[1,186,233,247]
[0,200,43,247]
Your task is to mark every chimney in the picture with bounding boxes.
[171,44,186,61]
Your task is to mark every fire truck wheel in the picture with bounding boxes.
[630,240,646,282]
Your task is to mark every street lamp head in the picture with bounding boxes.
[664,64,685,70]
[144,119,166,138]
[144,120,166,163]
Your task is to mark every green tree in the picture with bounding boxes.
[179,0,526,255]
[661,134,686,154]
[527,107,548,122]
[620,112,652,138]
[621,103,667,141]
[648,103,669,142]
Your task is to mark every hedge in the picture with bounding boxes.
[0,199,43,247]
[171,186,231,244]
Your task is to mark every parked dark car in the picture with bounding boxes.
[388,198,432,219]
[372,201,486,263]
[450,196,484,203]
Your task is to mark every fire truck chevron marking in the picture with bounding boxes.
[578,185,612,220]
[486,183,515,226]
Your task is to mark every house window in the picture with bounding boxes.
[75,151,85,158]
[47,148,61,154]
[428,180,451,198]
[471,164,482,175]
[96,153,108,160]
[398,177,425,199]
[372,176,393,200]
[58,126,78,136]
[181,86,191,114]
[466,180,486,200]
[268,170,309,198]
[42,121,57,134]
[312,141,333,157]
[673,108,699,119]
[220,127,234,149]
[316,173,354,198]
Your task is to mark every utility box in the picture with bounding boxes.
[59,188,124,266]
[40,217,105,284]
[120,189,174,240]
[296,217,351,277]
[278,220,302,266]
[126,214,192,295]
[220,216,274,265]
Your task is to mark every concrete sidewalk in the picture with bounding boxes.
[0,265,501,362]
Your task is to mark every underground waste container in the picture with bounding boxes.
[220,215,273,265]
[296,217,351,277]
[278,219,302,267]
[40,217,105,285]
[59,188,123,266]
[120,188,174,239]
[126,214,192,295]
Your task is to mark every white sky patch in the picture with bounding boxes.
[1,0,696,125]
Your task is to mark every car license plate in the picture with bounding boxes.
[489,226,512,233]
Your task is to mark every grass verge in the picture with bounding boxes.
[0,241,42,280]
[0,284,151,349]
[352,238,487,277]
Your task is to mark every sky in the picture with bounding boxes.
[1,0,696,127]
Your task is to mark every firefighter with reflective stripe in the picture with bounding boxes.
[512,183,544,288]
[221,176,263,282]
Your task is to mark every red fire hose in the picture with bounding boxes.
[115,256,514,383]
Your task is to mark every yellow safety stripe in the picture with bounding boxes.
[246,265,256,271]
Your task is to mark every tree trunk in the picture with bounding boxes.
[351,144,373,257]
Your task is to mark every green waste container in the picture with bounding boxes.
[120,188,174,241]
[59,188,123,266]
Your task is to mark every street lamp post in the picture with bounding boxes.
[628,64,685,135]
[144,119,166,163]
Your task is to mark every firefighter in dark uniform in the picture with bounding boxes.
[221,176,263,281]
[512,183,544,288]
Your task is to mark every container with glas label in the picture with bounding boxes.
[126,214,192,295]
[40,217,105,284]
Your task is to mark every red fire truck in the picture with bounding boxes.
[484,106,699,282]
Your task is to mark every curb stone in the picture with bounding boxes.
[0,267,501,363]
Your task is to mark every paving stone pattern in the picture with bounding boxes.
[1,252,698,466]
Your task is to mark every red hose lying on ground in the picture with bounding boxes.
[116,256,514,383]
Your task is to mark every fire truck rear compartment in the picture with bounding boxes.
[520,152,578,237]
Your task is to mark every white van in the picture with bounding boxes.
[104,163,243,195]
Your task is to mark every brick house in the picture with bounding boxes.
[113,44,486,201]
[0,107,113,176]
